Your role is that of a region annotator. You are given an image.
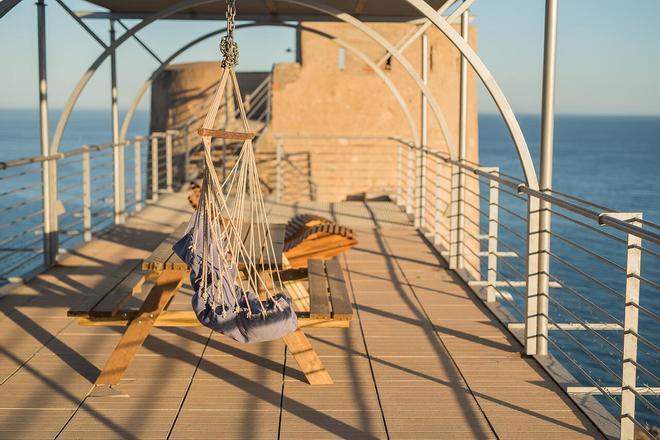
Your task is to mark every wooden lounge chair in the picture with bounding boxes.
[283,214,358,269]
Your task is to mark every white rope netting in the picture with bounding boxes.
[186,67,285,319]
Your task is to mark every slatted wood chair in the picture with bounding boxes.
[283,214,358,269]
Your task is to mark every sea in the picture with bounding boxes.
[0,109,658,428]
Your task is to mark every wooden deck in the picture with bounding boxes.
[0,192,604,439]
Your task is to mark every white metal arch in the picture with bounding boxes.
[403,0,540,189]
[281,0,456,159]
[50,0,218,154]
[50,0,457,160]
[119,22,420,149]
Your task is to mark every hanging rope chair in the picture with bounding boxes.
[173,0,297,343]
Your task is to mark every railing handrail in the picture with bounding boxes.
[0,132,178,171]
[272,133,660,245]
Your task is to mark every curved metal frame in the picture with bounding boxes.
[50,0,217,154]
[403,0,539,189]
[282,0,455,158]
[119,22,420,149]
[51,0,457,161]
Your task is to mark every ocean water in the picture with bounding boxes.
[0,109,658,427]
[480,114,659,428]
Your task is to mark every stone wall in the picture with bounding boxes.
[149,22,481,277]
[149,63,268,190]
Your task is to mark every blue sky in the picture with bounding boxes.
[0,0,659,115]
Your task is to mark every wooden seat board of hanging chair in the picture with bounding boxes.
[283,214,358,269]
[196,127,255,140]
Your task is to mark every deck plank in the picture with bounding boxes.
[0,194,606,439]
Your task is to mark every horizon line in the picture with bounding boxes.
[0,108,658,118]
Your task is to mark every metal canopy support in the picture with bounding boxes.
[56,6,437,158]
[0,0,23,19]
[536,0,559,357]
[455,6,469,270]
[37,0,58,266]
[609,213,644,440]
[118,22,420,152]
[415,32,428,229]
[375,0,458,67]
[110,20,125,224]
[446,0,477,24]
[55,0,108,48]
[116,19,163,64]
[403,0,539,190]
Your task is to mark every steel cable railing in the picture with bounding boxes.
[0,78,271,281]
[0,131,183,281]
[346,137,660,436]
[269,134,658,436]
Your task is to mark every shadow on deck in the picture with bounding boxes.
[0,192,603,439]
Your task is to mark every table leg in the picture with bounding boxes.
[283,328,333,385]
[95,270,186,386]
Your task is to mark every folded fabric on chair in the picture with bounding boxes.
[173,229,298,344]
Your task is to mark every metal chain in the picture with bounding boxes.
[220,0,239,67]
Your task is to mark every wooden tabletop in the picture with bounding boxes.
[142,222,286,272]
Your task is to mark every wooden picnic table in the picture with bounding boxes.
[68,223,353,389]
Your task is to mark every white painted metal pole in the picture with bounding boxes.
[449,163,459,269]
[434,152,443,246]
[396,141,403,205]
[456,7,469,270]
[183,126,190,184]
[485,167,500,303]
[134,138,142,211]
[165,131,173,192]
[37,0,57,266]
[150,136,159,202]
[620,213,643,440]
[416,32,429,230]
[525,195,541,355]
[82,146,92,242]
[407,143,414,216]
[110,19,124,224]
[537,0,559,357]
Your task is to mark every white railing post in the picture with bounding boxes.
[150,135,159,202]
[406,143,414,216]
[416,146,426,229]
[454,7,470,272]
[165,131,173,192]
[605,212,643,440]
[449,163,460,269]
[37,0,58,266]
[81,145,92,242]
[524,195,541,355]
[134,138,142,211]
[416,32,429,230]
[483,167,500,302]
[537,0,559,358]
[183,126,191,184]
[275,136,283,202]
[109,20,124,225]
[396,141,403,205]
[433,151,443,247]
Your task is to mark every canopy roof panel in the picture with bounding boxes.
[82,0,450,21]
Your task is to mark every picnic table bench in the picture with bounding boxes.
[68,222,353,389]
